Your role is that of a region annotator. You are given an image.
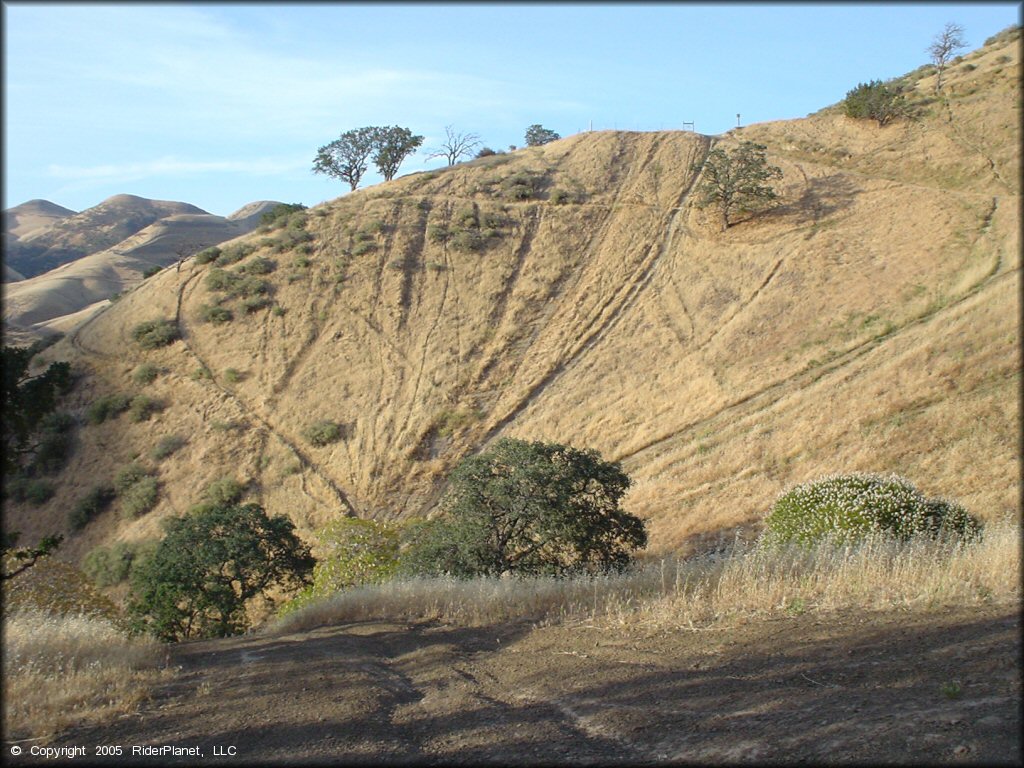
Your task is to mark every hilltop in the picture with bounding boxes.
[5,28,1018,566]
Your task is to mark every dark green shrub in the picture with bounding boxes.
[303,420,343,447]
[7,477,55,506]
[128,395,163,422]
[400,438,645,578]
[843,80,907,126]
[427,224,449,244]
[87,393,132,424]
[524,124,560,146]
[128,502,313,640]
[131,363,160,385]
[260,203,307,228]
[351,240,375,256]
[68,485,116,531]
[200,303,234,324]
[194,247,221,265]
[33,428,74,474]
[150,434,186,461]
[131,320,179,350]
[142,265,162,279]
[762,473,982,546]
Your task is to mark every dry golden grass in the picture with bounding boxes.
[6,31,1017,568]
[2,610,169,741]
[268,517,1019,636]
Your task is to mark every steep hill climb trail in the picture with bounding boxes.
[16,605,1019,765]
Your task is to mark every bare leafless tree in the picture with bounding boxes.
[426,125,482,166]
[927,22,967,93]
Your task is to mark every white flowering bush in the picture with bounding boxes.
[762,473,982,546]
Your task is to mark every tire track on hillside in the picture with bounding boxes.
[942,98,1013,192]
[478,135,712,446]
[470,205,543,387]
[173,267,357,515]
[614,202,1011,466]
[393,209,455,456]
[696,254,786,351]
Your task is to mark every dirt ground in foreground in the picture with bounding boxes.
[7,605,1020,765]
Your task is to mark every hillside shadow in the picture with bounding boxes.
[29,611,1019,765]
[776,173,859,226]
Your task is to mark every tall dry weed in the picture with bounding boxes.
[269,517,1019,635]
[2,610,169,740]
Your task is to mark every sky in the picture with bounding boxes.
[3,2,1020,217]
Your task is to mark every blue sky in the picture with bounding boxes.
[3,2,1019,216]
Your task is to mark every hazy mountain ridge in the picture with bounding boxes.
[8,30,1018,563]
[2,198,284,342]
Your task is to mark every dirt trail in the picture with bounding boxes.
[13,605,1019,765]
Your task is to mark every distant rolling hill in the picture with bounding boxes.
[2,197,284,341]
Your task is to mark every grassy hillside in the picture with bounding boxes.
[8,29,1018,566]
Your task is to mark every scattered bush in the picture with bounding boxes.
[150,434,186,461]
[131,320,178,350]
[141,265,162,279]
[214,243,256,267]
[114,463,151,495]
[120,477,159,519]
[761,473,982,546]
[6,477,55,506]
[303,420,343,447]
[31,411,76,474]
[204,269,236,292]
[68,485,116,531]
[202,476,247,506]
[87,393,132,425]
[260,203,307,228]
[82,541,155,587]
[237,256,276,275]
[501,170,547,200]
[131,364,160,385]
[427,224,449,244]
[199,304,233,324]
[223,368,243,384]
[194,246,221,265]
[241,296,272,314]
[128,395,163,423]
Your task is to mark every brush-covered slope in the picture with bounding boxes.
[14,29,1019,562]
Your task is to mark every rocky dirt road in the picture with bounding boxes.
[9,605,1020,765]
